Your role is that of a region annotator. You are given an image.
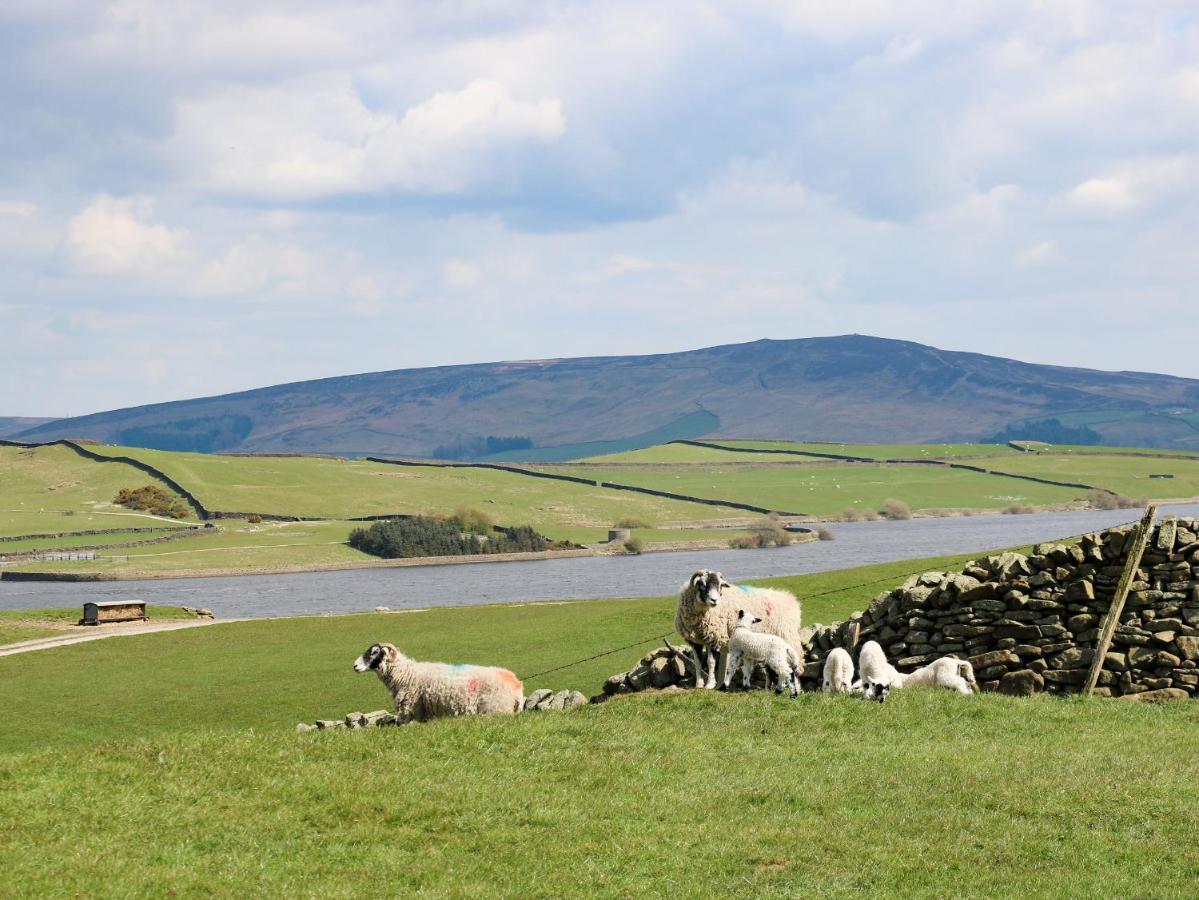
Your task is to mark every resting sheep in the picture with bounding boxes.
[352,643,524,723]
[853,640,977,702]
[722,610,801,697]
[822,647,854,694]
[675,569,803,689]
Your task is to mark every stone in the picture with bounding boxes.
[1067,614,1098,633]
[1157,518,1177,552]
[1042,669,1088,685]
[1105,651,1128,671]
[314,719,342,730]
[626,665,651,691]
[966,649,1020,670]
[999,669,1044,697]
[1175,636,1199,661]
[649,657,674,688]
[995,624,1041,641]
[296,722,315,733]
[1067,581,1095,602]
[1119,687,1189,702]
[345,711,365,728]
[603,674,626,695]
[1013,644,1043,659]
[524,689,554,711]
[362,710,394,727]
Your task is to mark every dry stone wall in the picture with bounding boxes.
[801,515,1199,700]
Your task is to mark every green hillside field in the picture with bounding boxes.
[2,554,1199,896]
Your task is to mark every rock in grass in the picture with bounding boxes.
[296,722,315,733]
[1119,687,1189,702]
[998,669,1044,697]
[523,689,554,711]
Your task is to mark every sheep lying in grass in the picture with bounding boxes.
[722,610,801,697]
[675,569,803,689]
[822,647,854,694]
[352,643,523,723]
[853,640,977,702]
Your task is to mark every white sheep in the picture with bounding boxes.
[853,640,977,702]
[822,647,854,694]
[675,569,803,689]
[722,610,802,697]
[352,643,524,723]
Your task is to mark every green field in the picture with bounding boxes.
[0,444,199,536]
[82,445,733,536]
[553,461,1084,515]
[3,555,1199,896]
[707,439,1027,459]
[987,453,1199,499]
[0,526,190,554]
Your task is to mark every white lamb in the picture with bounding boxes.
[722,610,801,697]
[853,640,976,702]
[822,647,854,694]
[352,643,524,723]
[675,569,803,689]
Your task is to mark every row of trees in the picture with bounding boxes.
[348,515,550,559]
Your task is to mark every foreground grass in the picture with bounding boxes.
[2,692,1198,897]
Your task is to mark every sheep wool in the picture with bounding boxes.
[675,569,804,689]
[353,643,524,723]
[822,647,854,694]
[892,656,977,695]
[723,611,801,697]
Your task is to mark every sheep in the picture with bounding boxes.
[853,640,977,702]
[723,610,801,697]
[853,640,900,702]
[675,569,803,689]
[352,643,523,723]
[822,647,854,694]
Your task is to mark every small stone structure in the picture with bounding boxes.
[522,689,588,711]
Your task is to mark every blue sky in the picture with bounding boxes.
[3,1,1197,417]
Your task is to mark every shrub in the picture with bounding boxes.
[454,506,494,534]
[614,517,652,529]
[1004,504,1035,515]
[623,537,644,554]
[1115,495,1138,509]
[729,517,793,549]
[815,526,835,541]
[247,514,263,524]
[840,507,861,522]
[881,498,912,520]
[1087,489,1118,510]
[860,508,881,521]
[114,485,190,519]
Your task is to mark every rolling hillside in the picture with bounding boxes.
[16,335,1199,457]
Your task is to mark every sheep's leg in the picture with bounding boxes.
[740,661,753,690]
[722,650,741,689]
[687,642,706,689]
[705,647,719,690]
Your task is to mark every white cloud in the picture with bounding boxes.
[0,202,36,217]
[443,259,481,289]
[1015,240,1058,267]
[173,78,565,200]
[1068,176,1135,212]
[63,195,187,275]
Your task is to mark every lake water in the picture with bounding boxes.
[3,504,1195,619]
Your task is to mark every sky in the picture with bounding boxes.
[2,1,1198,418]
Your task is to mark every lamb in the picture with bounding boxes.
[722,610,802,697]
[675,569,803,689]
[853,640,976,702]
[352,643,524,723]
[822,647,854,694]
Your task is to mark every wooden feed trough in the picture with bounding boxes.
[80,600,148,626]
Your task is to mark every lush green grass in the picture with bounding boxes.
[0,605,195,646]
[3,561,1199,895]
[84,444,733,531]
[0,527,190,554]
[553,461,1083,515]
[990,453,1199,499]
[0,444,198,536]
[715,439,1026,459]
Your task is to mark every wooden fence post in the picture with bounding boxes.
[1082,504,1158,696]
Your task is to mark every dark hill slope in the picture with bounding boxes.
[17,336,1199,456]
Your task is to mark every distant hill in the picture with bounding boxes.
[0,417,53,438]
[16,335,1199,457]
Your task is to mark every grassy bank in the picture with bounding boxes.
[0,605,195,646]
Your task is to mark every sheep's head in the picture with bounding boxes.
[353,643,397,673]
[686,569,730,607]
[863,678,891,703]
[734,609,762,629]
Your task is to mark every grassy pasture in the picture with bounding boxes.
[83,445,733,536]
[552,461,1084,515]
[0,527,187,554]
[988,453,1199,499]
[3,553,1199,896]
[0,444,198,536]
[709,439,1026,459]
[0,605,194,646]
